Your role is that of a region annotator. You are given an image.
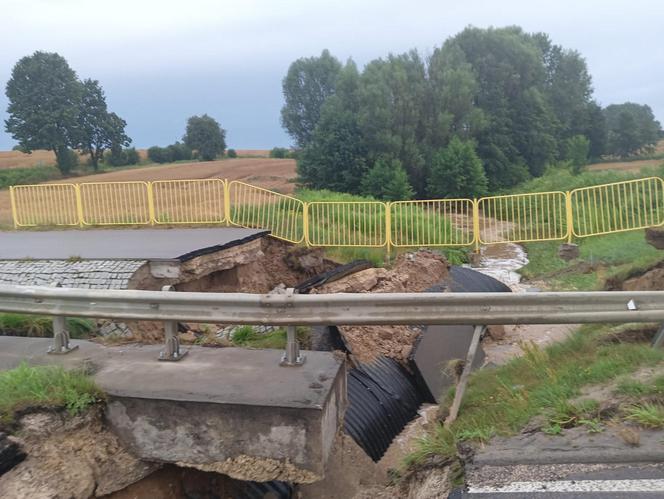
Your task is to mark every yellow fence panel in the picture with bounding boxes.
[390,199,475,247]
[307,201,387,247]
[79,182,151,225]
[11,184,79,227]
[570,177,664,237]
[152,179,226,224]
[227,181,304,243]
[478,191,568,244]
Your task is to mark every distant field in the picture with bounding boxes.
[0,157,296,226]
[588,139,664,173]
[0,148,270,171]
[587,158,664,173]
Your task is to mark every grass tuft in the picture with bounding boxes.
[624,403,664,428]
[0,362,103,424]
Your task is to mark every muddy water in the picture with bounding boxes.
[472,242,529,291]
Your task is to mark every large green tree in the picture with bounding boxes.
[427,137,487,198]
[281,49,342,148]
[604,103,661,157]
[5,51,82,173]
[183,114,226,161]
[77,79,130,170]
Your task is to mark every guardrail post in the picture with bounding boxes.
[47,282,79,355]
[158,285,187,361]
[280,288,305,366]
[445,324,485,427]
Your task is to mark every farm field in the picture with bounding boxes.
[587,139,664,173]
[0,149,270,170]
[0,157,296,226]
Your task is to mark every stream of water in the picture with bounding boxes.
[472,242,530,291]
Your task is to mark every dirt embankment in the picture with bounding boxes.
[0,408,157,498]
[314,250,450,364]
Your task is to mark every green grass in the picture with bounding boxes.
[231,325,310,349]
[520,230,664,290]
[0,165,62,189]
[505,164,664,195]
[616,375,664,397]
[0,362,103,424]
[405,325,664,468]
[0,313,95,338]
[625,403,664,428]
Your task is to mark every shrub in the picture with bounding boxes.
[227,148,237,158]
[360,157,414,201]
[56,147,79,174]
[167,142,193,161]
[124,147,140,165]
[269,147,290,159]
[147,146,173,164]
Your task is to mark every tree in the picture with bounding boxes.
[183,114,226,161]
[564,135,590,173]
[360,157,414,201]
[281,49,342,147]
[604,103,662,157]
[426,137,488,198]
[77,79,130,170]
[297,96,368,193]
[5,51,82,174]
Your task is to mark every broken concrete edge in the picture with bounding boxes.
[176,230,270,262]
[176,456,320,484]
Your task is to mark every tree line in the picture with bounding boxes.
[281,26,663,200]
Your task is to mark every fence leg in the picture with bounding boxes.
[281,325,305,366]
[445,324,485,427]
[158,285,187,361]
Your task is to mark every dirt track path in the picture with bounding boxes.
[0,158,296,226]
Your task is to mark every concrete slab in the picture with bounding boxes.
[0,337,347,481]
[0,228,267,261]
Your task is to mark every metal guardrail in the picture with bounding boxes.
[3,284,662,418]
[3,286,664,325]
[9,176,664,249]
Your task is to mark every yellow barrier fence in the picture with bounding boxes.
[10,184,79,227]
[227,180,304,243]
[390,199,475,247]
[79,182,151,225]
[477,191,569,244]
[570,177,664,237]
[9,176,664,250]
[152,179,226,224]
[307,201,388,247]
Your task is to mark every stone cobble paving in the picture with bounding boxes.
[0,260,147,289]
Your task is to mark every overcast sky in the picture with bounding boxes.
[0,0,662,150]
